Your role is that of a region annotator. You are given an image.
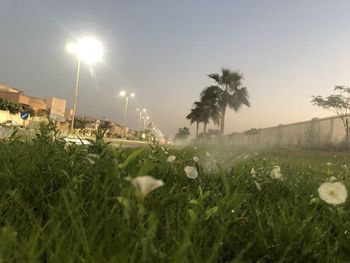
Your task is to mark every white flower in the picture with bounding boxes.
[184,166,198,179]
[193,146,197,150]
[270,165,282,180]
[244,155,249,159]
[251,168,256,178]
[164,151,168,155]
[326,162,332,167]
[206,152,210,157]
[329,176,337,182]
[130,176,164,197]
[318,182,347,205]
[167,155,176,163]
[193,156,199,162]
[342,164,348,169]
[161,147,165,151]
[254,181,261,191]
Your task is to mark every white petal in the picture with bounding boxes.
[184,166,198,179]
[131,176,164,196]
[318,182,347,205]
[167,155,176,163]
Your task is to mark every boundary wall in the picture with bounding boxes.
[226,115,347,147]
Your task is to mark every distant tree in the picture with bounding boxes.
[201,68,250,135]
[312,85,350,146]
[199,92,221,130]
[99,120,112,130]
[74,118,89,129]
[186,105,201,137]
[174,127,190,141]
[0,98,20,114]
[186,101,213,136]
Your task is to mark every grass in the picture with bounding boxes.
[1,123,350,262]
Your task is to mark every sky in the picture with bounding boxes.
[1,0,350,137]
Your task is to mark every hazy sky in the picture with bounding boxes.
[1,0,350,137]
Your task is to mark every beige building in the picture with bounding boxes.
[0,84,66,119]
[0,84,46,111]
[47,97,66,116]
[0,84,23,93]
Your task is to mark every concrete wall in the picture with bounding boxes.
[0,110,48,129]
[0,110,24,125]
[226,115,348,147]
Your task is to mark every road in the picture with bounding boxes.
[0,127,149,147]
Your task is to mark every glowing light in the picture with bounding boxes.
[66,37,103,64]
[66,42,77,53]
[130,93,135,97]
[119,91,126,97]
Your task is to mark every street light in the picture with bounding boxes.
[136,108,146,136]
[66,36,103,133]
[143,116,150,130]
[120,91,135,139]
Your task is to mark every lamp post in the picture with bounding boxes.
[120,91,135,139]
[136,108,146,137]
[66,37,103,133]
[71,59,81,133]
[143,116,149,130]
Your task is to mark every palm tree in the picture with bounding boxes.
[186,106,201,137]
[201,68,250,135]
[200,86,221,129]
[186,101,212,136]
[192,101,208,133]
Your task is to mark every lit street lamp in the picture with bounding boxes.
[136,108,146,136]
[66,37,103,133]
[120,91,135,139]
[143,116,150,130]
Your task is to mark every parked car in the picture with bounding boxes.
[0,120,23,128]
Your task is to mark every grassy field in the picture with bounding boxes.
[1,124,350,262]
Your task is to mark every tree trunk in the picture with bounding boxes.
[220,108,226,135]
[204,122,207,133]
[196,122,199,137]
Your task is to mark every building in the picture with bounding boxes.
[0,83,66,119]
[0,84,30,106]
[65,108,73,121]
[0,84,23,93]
[47,97,66,121]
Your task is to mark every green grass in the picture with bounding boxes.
[1,124,350,262]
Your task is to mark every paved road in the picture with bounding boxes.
[105,138,149,147]
[64,137,148,147]
[0,127,148,147]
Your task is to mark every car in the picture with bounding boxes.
[0,120,23,128]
